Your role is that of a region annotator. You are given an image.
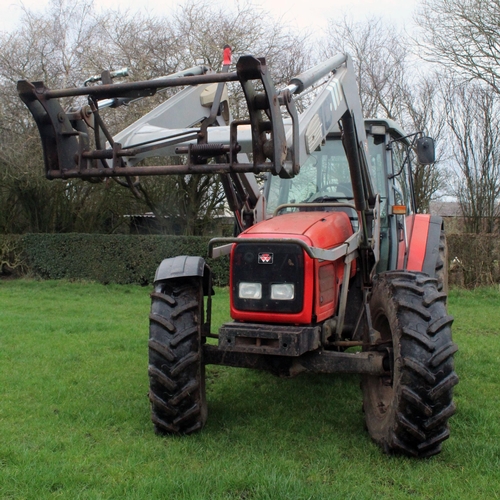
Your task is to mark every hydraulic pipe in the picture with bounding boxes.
[286,53,347,95]
[46,162,277,179]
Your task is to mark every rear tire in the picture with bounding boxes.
[148,278,207,434]
[363,271,458,457]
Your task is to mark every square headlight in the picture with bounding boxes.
[271,283,295,300]
[238,282,262,299]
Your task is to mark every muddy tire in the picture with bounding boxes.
[363,271,458,457]
[148,278,207,434]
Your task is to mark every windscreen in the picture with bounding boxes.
[265,135,387,216]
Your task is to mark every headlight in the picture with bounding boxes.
[271,283,295,300]
[238,282,262,299]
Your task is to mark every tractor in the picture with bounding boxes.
[18,48,457,457]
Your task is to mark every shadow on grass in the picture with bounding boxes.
[203,366,368,454]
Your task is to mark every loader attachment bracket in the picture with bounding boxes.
[17,80,89,178]
[17,56,297,181]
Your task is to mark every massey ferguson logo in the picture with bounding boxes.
[258,252,273,264]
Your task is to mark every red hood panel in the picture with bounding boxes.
[241,211,354,249]
[243,211,330,236]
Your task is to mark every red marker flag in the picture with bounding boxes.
[223,45,232,66]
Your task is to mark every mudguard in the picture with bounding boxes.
[154,255,212,295]
[404,214,444,277]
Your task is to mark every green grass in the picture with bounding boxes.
[0,281,499,499]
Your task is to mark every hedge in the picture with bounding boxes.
[448,233,500,288]
[1,233,499,289]
[0,234,229,287]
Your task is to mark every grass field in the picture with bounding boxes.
[0,280,499,499]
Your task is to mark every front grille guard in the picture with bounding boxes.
[208,230,360,263]
[209,230,360,339]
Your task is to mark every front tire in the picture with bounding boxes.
[363,271,458,457]
[148,278,207,434]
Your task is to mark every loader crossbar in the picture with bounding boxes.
[41,72,238,100]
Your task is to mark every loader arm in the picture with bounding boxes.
[108,53,375,215]
[17,52,376,247]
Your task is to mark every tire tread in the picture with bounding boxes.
[363,270,458,457]
[148,280,206,435]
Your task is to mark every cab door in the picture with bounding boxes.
[387,136,415,270]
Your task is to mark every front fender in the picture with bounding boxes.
[405,214,443,276]
[154,255,212,295]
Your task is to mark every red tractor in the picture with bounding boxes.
[18,50,457,457]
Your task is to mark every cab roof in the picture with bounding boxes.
[365,118,408,142]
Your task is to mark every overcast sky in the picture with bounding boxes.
[0,0,417,34]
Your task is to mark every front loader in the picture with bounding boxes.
[18,49,458,457]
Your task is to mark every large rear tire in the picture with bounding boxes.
[363,271,458,457]
[148,278,207,434]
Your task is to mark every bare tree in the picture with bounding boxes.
[444,80,500,232]
[0,0,312,235]
[323,16,408,119]
[402,74,448,212]
[106,0,312,234]
[0,0,139,234]
[323,16,446,211]
[415,0,500,95]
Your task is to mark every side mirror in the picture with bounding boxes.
[416,136,435,164]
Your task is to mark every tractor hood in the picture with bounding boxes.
[240,210,354,250]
